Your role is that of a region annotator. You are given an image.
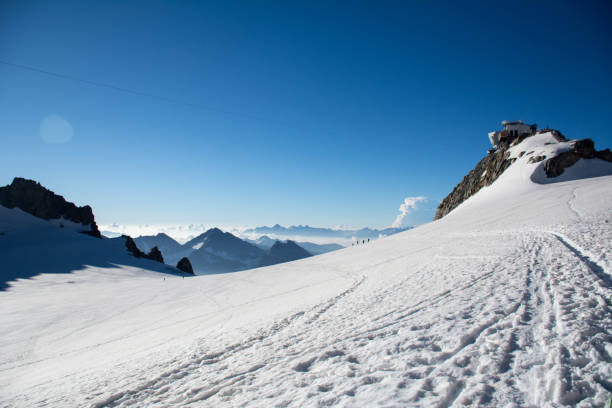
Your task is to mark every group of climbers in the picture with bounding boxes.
[352,238,370,246]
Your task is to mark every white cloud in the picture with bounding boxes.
[392,196,427,228]
[99,224,214,244]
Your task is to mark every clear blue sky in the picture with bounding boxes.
[1,1,611,228]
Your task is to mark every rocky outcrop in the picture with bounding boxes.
[434,142,515,220]
[147,246,164,263]
[544,138,612,178]
[124,236,165,263]
[435,132,612,221]
[124,235,145,257]
[0,177,101,237]
[176,257,194,274]
[596,149,612,162]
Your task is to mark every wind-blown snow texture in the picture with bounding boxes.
[1,132,611,407]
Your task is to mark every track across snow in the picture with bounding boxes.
[1,138,611,407]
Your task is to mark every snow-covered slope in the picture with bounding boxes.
[0,206,184,290]
[1,134,611,407]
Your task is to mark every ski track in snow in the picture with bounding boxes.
[9,226,607,408]
[1,160,611,406]
[2,226,611,407]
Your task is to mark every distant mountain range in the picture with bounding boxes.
[244,235,344,255]
[242,224,410,239]
[130,224,412,274]
[184,228,264,273]
[258,240,311,267]
[133,230,341,275]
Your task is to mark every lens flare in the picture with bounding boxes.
[40,115,73,144]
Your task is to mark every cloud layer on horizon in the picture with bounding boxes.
[99,223,219,244]
[99,223,402,246]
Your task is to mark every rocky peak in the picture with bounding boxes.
[147,246,164,263]
[434,130,612,221]
[176,257,194,274]
[0,177,101,237]
[205,227,224,237]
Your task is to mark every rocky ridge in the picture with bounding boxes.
[0,177,101,237]
[123,236,165,263]
[434,141,517,220]
[434,130,612,220]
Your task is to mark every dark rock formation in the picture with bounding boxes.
[434,142,515,220]
[147,246,164,263]
[124,235,145,258]
[176,257,194,274]
[596,148,612,162]
[544,152,582,178]
[134,233,185,264]
[124,236,165,263]
[544,138,612,178]
[0,177,101,237]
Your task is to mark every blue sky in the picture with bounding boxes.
[1,1,611,229]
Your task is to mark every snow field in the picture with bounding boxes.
[1,133,611,407]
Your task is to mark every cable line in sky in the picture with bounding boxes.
[0,59,326,136]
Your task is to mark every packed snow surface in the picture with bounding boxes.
[1,134,611,407]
